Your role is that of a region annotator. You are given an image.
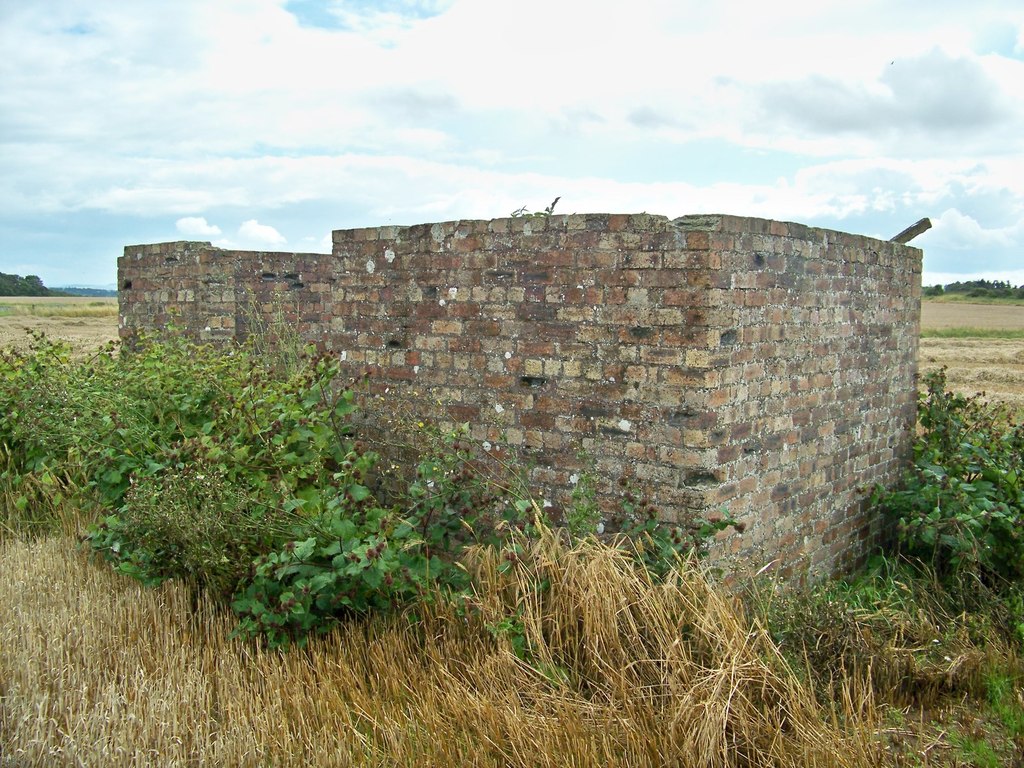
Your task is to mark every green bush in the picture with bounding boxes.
[2,330,736,649]
[230,427,531,648]
[88,464,290,599]
[0,331,532,646]
[0,331,250,509]
[875,370,1024,584]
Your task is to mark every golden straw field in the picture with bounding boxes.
[1,531,881,767]
[919,301,1024,413]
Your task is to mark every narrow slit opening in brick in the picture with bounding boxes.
[667,407,697,426]
[519,375,547,388]
[684,470,720,487]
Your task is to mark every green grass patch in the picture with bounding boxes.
[921,327,1024,339]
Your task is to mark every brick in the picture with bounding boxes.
[120,214,922,581]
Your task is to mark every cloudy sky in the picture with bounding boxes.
[2,0,1023,288]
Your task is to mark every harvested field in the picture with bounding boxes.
[921,301,1024,331]
[0,297,119,351]
[0,533,878,767]
[920,301,1024,413]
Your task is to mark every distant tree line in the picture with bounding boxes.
[923,279,1024,300]
[0,272,68,297]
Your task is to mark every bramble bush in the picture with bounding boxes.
[875,370,1024,585]
[229,425,536,648]
[1,329,737,649]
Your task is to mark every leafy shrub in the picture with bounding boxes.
[87,343,394,599]
[0,331,249,508]
[230,427,531,648]
[0,329,365,570]
[231,500,422,648]
[88,464,291,599]
[875,370,1024,584]
[2,329,737,650]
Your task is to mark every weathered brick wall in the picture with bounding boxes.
[118,241,330,341]
[119,213,922,576]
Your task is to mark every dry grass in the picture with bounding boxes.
[921,301,1024,332]
[0,530,881,767]
[0,297,118,318]
[920,302,1024,415]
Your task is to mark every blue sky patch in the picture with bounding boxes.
[285,0,452,30]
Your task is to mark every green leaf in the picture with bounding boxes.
[293,538,316,560]
[283,497,307,513]
[362,566,384,589]
[320,540,342,557]
[349,484,372,502]
[328,517,356,540]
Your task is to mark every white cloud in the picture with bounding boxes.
[236,219,287,248]
[928,208,1020,250]
[175,216,221,237]
[2,0,1024,285]
[751,48,1024,159]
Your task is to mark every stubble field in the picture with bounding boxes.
[0,296,119,350]
[919,301,1024,413]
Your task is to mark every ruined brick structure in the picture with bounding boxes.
[119,213,922,576]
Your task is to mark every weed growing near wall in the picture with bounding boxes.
[0,330,733,649]
[5,333,1024,761]
[874,369,1024,585]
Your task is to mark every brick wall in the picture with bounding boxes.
[119,213,922,577]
